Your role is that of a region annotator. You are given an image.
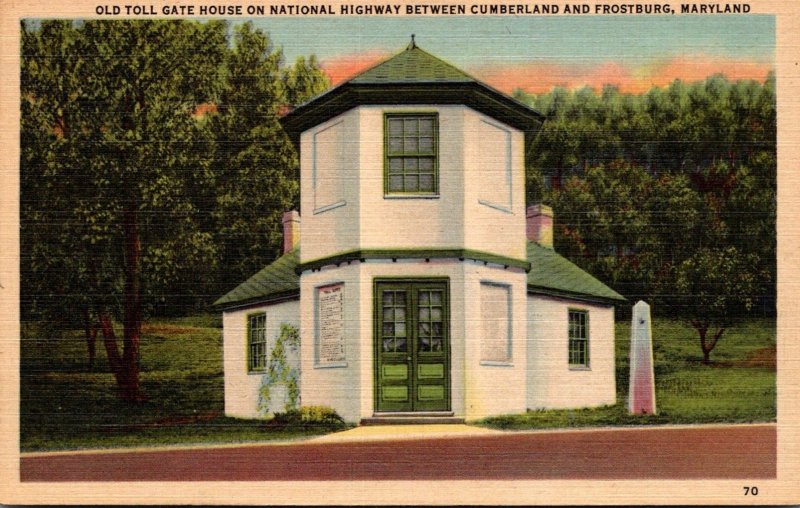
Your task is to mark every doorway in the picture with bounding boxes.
[374,279,450,412]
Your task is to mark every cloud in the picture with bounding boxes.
[642,56,774,90]
[321,50,390,85]
[319,50,773,94]
[470,55,774,94]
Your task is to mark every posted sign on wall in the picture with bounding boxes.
[317,283,345,365]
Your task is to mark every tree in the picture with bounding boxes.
[21,20,113,368]
[282,55,330,107]
[548,161,660,300]
[21,20,228,401]
[208,23,297,289]
[522,75,775,311]
[672,247,764,363]
[519,87,580,191]
[209,24,329,291]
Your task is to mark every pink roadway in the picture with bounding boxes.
[21,424,776,481]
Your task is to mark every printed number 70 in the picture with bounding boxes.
[743,486,759,496]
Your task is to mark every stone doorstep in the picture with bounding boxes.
[361,412,464,425]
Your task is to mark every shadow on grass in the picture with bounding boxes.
[22,414,351,453]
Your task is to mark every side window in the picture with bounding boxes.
[247,313,267,373]
[568,309,589,368]
[385,113,438,195]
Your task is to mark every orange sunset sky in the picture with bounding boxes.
[252,15,774,95]
[321,51,774,95]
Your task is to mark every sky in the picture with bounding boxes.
[250,15,775,94]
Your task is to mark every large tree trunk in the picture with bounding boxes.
[120,203,145,402]
[97,308,123,386]
[89,255,135,401]
[90,203,145,402]
[81,306,97,369]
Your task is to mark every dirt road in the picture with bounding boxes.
[21,424,775,481]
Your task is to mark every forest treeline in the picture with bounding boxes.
[516,76,775,308]
[516,77,775,360]
[20,19,776,397]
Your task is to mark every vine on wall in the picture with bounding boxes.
[257,323,300,416]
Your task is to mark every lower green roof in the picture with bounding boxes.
[213,247,300,309]
[214,243,625,309]
[526,242,626,303]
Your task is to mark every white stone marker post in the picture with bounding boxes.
[628,301,656,415]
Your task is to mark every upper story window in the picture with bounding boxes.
[384,113,438,195]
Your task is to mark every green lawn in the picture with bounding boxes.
[21,314,776,450]
[20,315,346,452]
[478,317,776,430]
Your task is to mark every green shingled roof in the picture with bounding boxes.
[279,44,545,143]
[215,243,625,309]
[213,247,299,309]
[526,242,626,303]
[349,46,475,84]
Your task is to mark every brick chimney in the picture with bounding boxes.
[282,210,300,254]
[526,204,553,249]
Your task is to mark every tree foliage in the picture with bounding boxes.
[282,54,330,107]
[672,247,764,363]
[22,19,229,400]
[208,23,329,295]
[517,75,776,360]
[520,74,775,183]
[20,19,328,401]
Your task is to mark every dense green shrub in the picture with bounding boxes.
[267,405,346,431]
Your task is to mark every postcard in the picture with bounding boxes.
[0,0,798,504]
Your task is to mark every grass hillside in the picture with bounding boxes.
[20,315,344,452]
[479,318,776,429]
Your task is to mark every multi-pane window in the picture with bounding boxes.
[417,290,444,352]
[385,114,438,194]
[247,313,267,372]
[381,290,408,353]
[568,310,589,367]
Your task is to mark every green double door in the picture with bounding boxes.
[375,280,450,412]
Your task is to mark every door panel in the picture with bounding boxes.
[376,281,449,412]
[413,287,448,411]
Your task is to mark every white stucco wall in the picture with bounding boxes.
[357,105,466,251]
[298,105,527,264]
[299,110,360,263]
[463,110,527,261]
[222,299,300,419]
[298,259,529,423]
[462,261,528,420]
[223,276,617,421]
[298,262,363,422]
[275,101,616,424]
[526,295,616,409]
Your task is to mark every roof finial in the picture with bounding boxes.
[408,34,416,50]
